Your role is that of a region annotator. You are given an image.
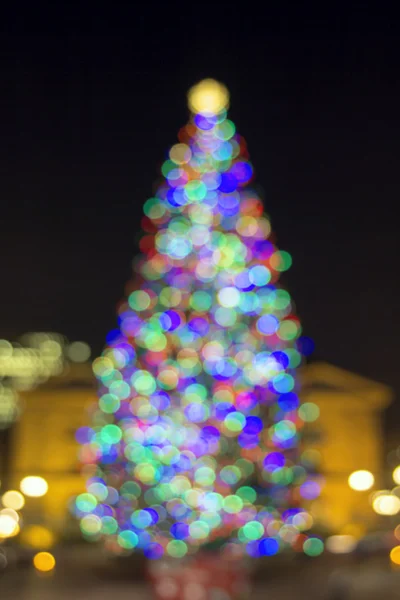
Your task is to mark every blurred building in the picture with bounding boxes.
[2,358,393,545]
[300,362,392,537]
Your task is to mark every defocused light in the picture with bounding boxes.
[22,525,55,549]
[372,494,400,516]
[0,384,19,428]
[393,466,400,485]
[1,508,19,523]
[188,79,229,115]
[2,490,25,510]
[0,514,18,537]
[67,341,91,363]
[33,552,56,572]
[390,545,400,565]
[20,476,48,497]
[326,535,357,554]
[348,470,374,491]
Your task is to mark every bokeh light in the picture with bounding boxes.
[0,513,19,538]
[20,476,48,497]
[326,535,357,554]
[67,341,91,363]
[188,79,229,116]
[33,552,56,572]
[1,490,25,510]
[348,470,374,491]
[21,525,55,549]
[392,465,400,485]
[372,493,400,516]
[390,545,400,565]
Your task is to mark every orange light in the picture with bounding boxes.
[390,545,400,565]
[33,552,56,572]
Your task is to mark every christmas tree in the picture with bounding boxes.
[76,79,322,561]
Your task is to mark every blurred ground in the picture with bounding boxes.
[1,545,400,599]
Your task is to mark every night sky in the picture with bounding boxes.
[2,5,400,428]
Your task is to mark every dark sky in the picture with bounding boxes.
[1,5,399,427]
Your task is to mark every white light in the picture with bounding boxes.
[217,287,240,308]
[1,490,25,510]
[393,466,400,485]
[20,476,48,498]
[348,470,375,491]
[372,494,400,516]
[0,514,18,537]
[326,535,357,554]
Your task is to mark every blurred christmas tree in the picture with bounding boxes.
[76,79,322,561]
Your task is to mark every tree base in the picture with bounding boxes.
[147,554,251,600]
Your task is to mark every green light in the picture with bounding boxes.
[190,290,212,311]
[242,521,264,540]
[80,515,102,535]
[278,320,300,341]
[223,495,243,514]
[118,530,138,550]
[236,458,255,477]
[99,393,120,414]
[273,289,291,310]
[109,380,130,400]
[303,538,324,557]
[215,119,236,141]
[195,466,216,486]
[236,486,257,503]
[76,493,97,513]
[285,348,302,368]
[185,180,207,202]
[131,370,156,395]
[271,250,292,272]
[128,290,151,311]
[161,159,176,177]
[143,197,166,220]
[215,307,237,327]
[120,481,141,498]
[101,424,122,444]
[101,516,118,535]
[270,467,293,486]
[224,412,246,432]
[189,520,210,540]
[167,540,188,558]
[298,402,320,422]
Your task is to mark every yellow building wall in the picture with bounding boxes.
[301,363,391,536]
[10,364,96,538]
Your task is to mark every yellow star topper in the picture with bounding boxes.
[187,78,230,115]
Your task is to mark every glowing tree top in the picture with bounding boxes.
[76,79,323,561]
